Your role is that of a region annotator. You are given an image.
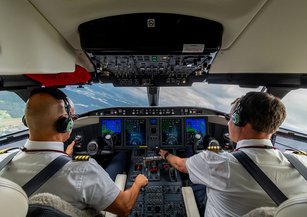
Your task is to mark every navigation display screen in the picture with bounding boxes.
[186,118,207,146]
[161,118,182,146]
[101,119,122,146]
[126,119,146,146]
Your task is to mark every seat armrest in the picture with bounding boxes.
[182,186,200,217]
[105,174,127,217]
[114,174,127,191]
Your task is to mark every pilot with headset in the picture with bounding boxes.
[159,91,307,217]
[0,87,148,217]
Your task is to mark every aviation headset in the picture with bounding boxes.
[22,87,74,133]
[231,97,248,127]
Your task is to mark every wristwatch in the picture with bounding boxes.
[164,152,169,160]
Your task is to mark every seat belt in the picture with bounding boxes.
[232,151,288,206]
[22,155,70,197]
[284,153,307,181]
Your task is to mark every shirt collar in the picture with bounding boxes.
[236,139,273,149]
[24,140,65,152]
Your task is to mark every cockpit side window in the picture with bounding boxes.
[281,88,307,134]
[0,91,26,138]
[274,88,307,152]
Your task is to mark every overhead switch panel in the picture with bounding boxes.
[78,13,223,86]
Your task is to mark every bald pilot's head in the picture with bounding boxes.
[25,91,74,141]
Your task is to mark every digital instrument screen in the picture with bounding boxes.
[126,119,146,146]
[161,118,182,146]
[186,118,207,146]
[101,119,122,146]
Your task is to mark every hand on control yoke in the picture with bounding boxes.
[65,140,75,157]
[134,174,148,188]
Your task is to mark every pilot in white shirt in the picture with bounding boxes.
[160,92,307,217]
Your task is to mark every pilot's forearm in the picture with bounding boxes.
[105,182,142,216]
[165,153,188,173]
[124,181,143,211]
[105,173,147,216]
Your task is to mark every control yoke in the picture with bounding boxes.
[73,135,84,156]
[193,133,202,153]
[101,134,114,155]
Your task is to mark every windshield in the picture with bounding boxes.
[62,83,263,114]
[63,84,307,136]
[0,84,306,137]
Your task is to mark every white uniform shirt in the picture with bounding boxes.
[186,139,307,217]
[0,140,120,212]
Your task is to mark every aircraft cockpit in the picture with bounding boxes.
[1,1,307,217]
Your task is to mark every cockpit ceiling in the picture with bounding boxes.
[29,0,268,50]
[30,0,268,49]
[2,0,307,75]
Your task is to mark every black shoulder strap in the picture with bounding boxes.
[232,151,288,205]
[22,155,70,197]
[284,153,307,181]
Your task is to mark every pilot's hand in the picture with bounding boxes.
[65,140,75,157]
[134,174,148,188]
[159,149,168,159]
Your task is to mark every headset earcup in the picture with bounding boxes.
[22,115,28,127]
[56,117,74,133]
[66,118,74,132]
[232,112,241,126]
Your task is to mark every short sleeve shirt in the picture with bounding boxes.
[0,140,121,212]
[186,139,307,217]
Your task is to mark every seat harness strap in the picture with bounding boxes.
[0,151,19,171]
[284,153,307,181]
[22,155,70,197]
[232,151,288,206]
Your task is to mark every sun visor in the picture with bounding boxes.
[78,13,223,87]
[24,65,91,87]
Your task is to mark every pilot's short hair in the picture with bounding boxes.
[233,92,286,134]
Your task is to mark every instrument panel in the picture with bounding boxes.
[69,107,228,217]
[99,116,207,149]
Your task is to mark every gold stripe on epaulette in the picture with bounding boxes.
[0,149,8,154]
[0,147,19,154]
[293,150,307,156]
[73,155,90,161]
[207,146,221,153]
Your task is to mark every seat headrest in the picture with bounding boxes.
[275,193,307,217]
[0,177,28,217]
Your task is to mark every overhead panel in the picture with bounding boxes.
[79,13,223,87]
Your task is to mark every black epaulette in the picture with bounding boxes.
[73,155,90,161]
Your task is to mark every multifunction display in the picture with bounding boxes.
[126,119,146,146]
[101,119,122,146]
[161,118,182,146]
[185,118,207,146]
